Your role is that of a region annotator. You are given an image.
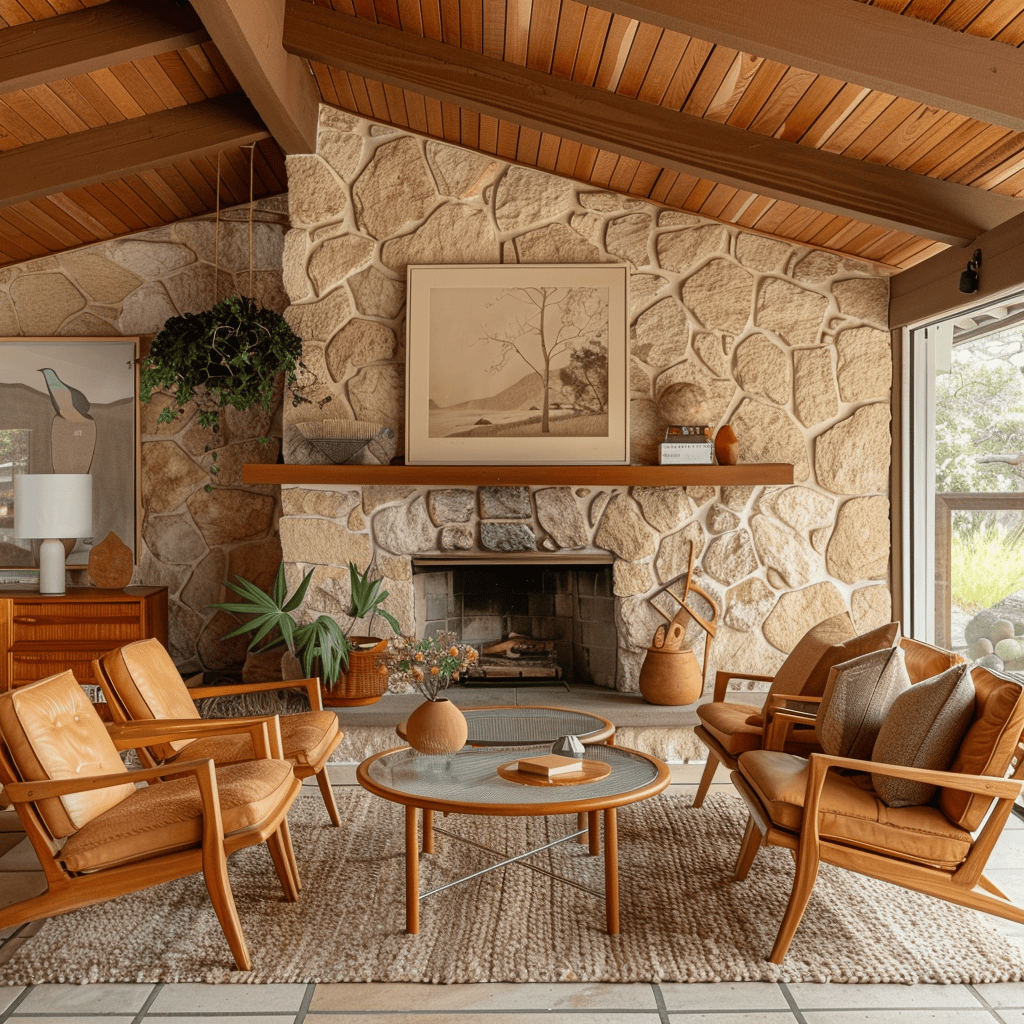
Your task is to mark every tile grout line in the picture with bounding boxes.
[651,982,670,1024]
[778,982,810,1024]
[967,982,1018,1024]
[0,985,32,1023]
[292,982,316,1024]
[131,981,162,1024]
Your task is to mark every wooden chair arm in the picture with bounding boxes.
[761,695,823,750]
[712,670,775,703]
[189,677,324,711]
[107,716,282,759]
[804,752,1024,803]
[3,757,218,803]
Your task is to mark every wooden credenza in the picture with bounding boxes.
[0,587,168,702]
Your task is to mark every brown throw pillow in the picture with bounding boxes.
[871,663,976,808]
[818,645,910,759]
[797,620,903,699]
[766,612,856,698]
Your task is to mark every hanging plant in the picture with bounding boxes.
[140,295,308,482]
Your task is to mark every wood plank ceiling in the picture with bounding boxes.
[1,0,1023,274]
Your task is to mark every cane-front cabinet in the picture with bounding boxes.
[0,587,168,705]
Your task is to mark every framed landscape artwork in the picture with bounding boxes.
[0,337,140,571]
[406,264,629,465]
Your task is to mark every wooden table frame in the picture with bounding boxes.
[357,746,669,936]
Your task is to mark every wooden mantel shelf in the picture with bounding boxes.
[242,464,794,486]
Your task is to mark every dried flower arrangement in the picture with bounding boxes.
[378,631,478,701]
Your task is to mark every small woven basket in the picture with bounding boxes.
[295,419,389,464]
[322,636,388,707]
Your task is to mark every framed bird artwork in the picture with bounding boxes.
[0,337,140,572]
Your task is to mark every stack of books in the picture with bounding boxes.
[515,754,584,777]
[660,425,714,465]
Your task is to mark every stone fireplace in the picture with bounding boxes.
[275,106,896,696]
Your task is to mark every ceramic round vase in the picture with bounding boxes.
[715,424,739,466]
[404,696,468,755]
[638,647,703,706]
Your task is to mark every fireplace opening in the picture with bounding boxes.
[412,564,617,688]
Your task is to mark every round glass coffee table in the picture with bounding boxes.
[395,704,616,747]
[357,743,669,935]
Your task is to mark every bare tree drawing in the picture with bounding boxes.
[480,286,608,434]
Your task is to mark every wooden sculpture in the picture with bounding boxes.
[639,544,719,706]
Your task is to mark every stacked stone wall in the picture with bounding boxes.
[0,205,290,672]
[279,107,895,691]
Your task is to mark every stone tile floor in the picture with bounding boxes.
[2,767,1024,1024]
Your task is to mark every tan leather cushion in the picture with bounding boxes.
[170,711,340,769]
[59,758,295,873]
[767,613,857,698]
[901,638,965,685]
[101,640,199,759]
[696,701,765,756]
[738,750,973,870]
[818,646,910,760]
[872,663,975,808]
[0,671,135,838]
[939,667,1024,831]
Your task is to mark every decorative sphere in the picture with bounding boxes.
[656,382,705,424]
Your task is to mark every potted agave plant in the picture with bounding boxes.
[212,560,402,707]
[213,563,351,692]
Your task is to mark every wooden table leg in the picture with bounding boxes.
[588,810,601,856]
[577,811,588,844]
[405,804,419,934]
[604,807,619,935]
[422,808,433,854]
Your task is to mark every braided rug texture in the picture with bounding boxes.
[2,790,1023,986]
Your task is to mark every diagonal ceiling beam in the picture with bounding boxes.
[190,0,319,155]
[582,0,1024,135]
[282,1,1021,247]
[0,95,269,209]
[0,0,209,94]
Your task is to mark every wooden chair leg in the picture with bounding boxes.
[266,828,300,902]
[768,834,822,965]
[315,766,342,827]
[202,842,251,971]
[693,754,720,808]
[279,818,301,892]
[732,815,762,881]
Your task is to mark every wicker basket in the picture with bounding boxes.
[322,636,388,707]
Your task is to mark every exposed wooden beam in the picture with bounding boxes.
[0,96,269,209]
[190,0,319,155]
[0,0,209,94]
[283,1,1021,247]
[890,212,1024,328]
[582,0,1024,135]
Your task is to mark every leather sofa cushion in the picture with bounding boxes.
[696,701,764,756]
[939,667,1024,831]
[101,640,199,760]
[901,638,965,685]
[170,710,340,769]
[738,749,972,871]
[767,613,857,698]
[0,671,135,838]
[59,758,295,873]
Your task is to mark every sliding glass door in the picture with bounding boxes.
[905,293,1024,675]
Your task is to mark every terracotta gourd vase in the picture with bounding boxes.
[638,647,703,706]
[715,424,739,466]
[404,696,468,754]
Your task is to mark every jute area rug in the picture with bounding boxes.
[3,790,1023,986]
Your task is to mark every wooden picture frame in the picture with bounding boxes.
[406,264,629,465]
[0,337,141,572]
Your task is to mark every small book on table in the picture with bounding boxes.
[516,754,584,777]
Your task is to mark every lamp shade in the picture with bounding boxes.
[14,474,93,540]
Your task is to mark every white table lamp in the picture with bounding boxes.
[14,474,93,595]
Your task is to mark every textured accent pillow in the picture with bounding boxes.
[818,645,910,759]
[798,620,903,700]
[871,663,976,808]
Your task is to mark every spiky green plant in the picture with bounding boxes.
[347,562,401,635]
[212,564,351,685]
